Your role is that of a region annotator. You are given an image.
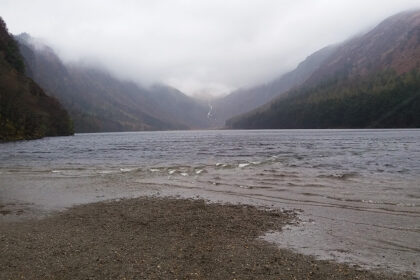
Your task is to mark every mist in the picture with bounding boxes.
[2,0,419,96]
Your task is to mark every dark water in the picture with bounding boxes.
[0,129,419,275]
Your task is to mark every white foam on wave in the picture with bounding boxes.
[195,169,204,175]
[168,169,176,175]
[51,170,62,173]
[98,170,115,174]
[120,168,135,173]
[180,172,189,177]
[238,163,250,168]
[397,202,417,207]
[149,168,160,172]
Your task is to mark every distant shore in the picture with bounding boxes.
[0,197,414,279]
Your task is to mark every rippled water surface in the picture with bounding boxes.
[0,129,419,275]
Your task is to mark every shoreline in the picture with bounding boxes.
[0,197,414,279]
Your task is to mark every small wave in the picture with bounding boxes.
[301,192,321,197]
[318,173,356,180]
[168,169,176,175]
[180,172,189,177]
[362,199,379,204]
[238,163,250,168]
[195,169,204,175]
[397,202,418,207]
[120,168,136,173]
[397,169,409,174]
[301,184,329,188]
[98,170,115,174]
[149,168,160,172]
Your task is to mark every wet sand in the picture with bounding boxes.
[0,197,414,279]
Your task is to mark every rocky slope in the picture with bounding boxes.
[17,34,211,132]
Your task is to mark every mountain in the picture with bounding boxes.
[16,34,211,133]
[227,10,420,129]
[0,18,73,141]
[210,45,337,127]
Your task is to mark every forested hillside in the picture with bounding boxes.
[0,18,73,141]
[227,10,420,129]
[227,70,420,128]
[211,46,336,126]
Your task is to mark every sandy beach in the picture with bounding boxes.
[0,197,414,280]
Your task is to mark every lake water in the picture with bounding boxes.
[0,129,419,276]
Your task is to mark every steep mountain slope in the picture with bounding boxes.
[16,34,210,132]
[227,10,420,129]
[211,45,337,126]
[0,18,73,141]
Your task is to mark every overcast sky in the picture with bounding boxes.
[1,0,419,96]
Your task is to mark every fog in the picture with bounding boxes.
[2,0,419,96]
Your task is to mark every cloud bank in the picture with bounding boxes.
[2,0,419,96]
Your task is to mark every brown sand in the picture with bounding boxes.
[0,197,414,279]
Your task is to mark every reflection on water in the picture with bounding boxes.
[0,129,419,275]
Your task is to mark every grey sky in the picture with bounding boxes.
[1,0,419,96]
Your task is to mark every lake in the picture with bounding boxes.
[0,129,419,275]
